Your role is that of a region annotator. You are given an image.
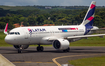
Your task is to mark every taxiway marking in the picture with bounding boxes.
[13,61,53,64]
[52,53,105,66]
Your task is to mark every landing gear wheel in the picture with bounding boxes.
[63,47,70,52]
[40,46,44,51]
[37,47,40,51]
[18,49,22,53]
[37,45,44,52]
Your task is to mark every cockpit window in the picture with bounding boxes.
[9,32,20,35]
[15,32,17,35]
[17,32,20,35]
[9,32,14,34]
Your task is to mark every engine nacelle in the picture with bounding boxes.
[52,39,70,50]
[13,45,29,49]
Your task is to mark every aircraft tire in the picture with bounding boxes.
[18,49,22,53]
[40,46,44,51]
[63,47,70,52]
[37,46,44,51]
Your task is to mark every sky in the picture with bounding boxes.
[0,0,105,6]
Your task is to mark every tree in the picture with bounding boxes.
[51,14,58,22]
[0,22,6,29]
[43,20,54,25]
[57,18,68,25]
[36,15,45,25]
[94,15,105,28]
[28,16,37,26]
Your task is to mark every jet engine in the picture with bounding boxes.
[13,45,29,49]
[52,39,70,50]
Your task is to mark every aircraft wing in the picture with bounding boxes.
[47,34,105,41]
[65,34,105,39]
[42,36,60,42]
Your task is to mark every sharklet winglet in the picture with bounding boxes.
[4,23,8,34]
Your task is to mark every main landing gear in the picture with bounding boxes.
[37,44,44,51]
[63,47,70,52]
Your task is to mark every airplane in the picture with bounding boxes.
[4,1,105,53]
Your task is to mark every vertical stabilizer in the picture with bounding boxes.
[81,1,96,35]
[81,1,96,26]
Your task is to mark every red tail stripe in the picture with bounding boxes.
[5,23,8,32]
[87,16,94,21]
[90,4,95,9]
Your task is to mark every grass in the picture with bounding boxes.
[71,37,105,46]
[68,56,105,66]
[0,32,12,46]
[0,32,105,46]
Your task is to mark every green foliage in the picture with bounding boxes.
[69,56,105,66]
[0,22,6,29]
[37,15,45,25]
[0,32,12,46]
[43,20,54,24]
[28,16,37,26]
[94,15,104,28]
[0,6,105,29]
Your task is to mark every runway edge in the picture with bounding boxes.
[0,54,15,66]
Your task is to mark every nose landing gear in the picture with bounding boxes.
[37,44,44,51]
[18,49,22,53]
[13,45,29,53]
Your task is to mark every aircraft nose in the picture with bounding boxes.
[5,36,11,44]
[5,36,15,44]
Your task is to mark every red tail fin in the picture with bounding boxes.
[4,23,8,34]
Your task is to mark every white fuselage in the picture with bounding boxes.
[5,25,85,45]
